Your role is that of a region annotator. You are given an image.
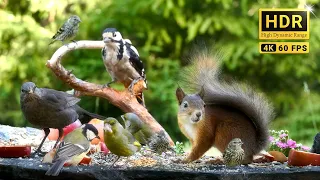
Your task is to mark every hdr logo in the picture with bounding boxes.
[259,9,309,40]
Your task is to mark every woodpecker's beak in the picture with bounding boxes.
[103,37,112,43]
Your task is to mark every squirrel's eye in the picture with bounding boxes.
[183,102,188,108]
[203,104,206,108]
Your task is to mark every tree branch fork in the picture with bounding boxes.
[46,40,173,145]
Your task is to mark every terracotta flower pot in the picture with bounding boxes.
[288,149,320,166]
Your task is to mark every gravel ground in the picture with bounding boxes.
[0,124,291,173]
[88,146,291,173]
[0,125,56,152]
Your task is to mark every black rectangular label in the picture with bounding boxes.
[260,43,276,52]
[261,11,307,31]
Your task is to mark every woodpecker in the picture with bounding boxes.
[101,28,147,106]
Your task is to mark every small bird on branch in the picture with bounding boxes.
[101,28,147,106]
[49,15,81,45]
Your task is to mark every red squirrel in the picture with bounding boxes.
[176,50,274,164]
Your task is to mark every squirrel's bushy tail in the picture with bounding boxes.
[178,45,274,154]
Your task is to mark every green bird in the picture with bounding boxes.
[120,113,173,154]
[49,15,81,45]
[104,117,141,167]
[223,138,245,167]
[120,113,154,145]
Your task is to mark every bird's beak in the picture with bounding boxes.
[28,89,34,94]
[103,123,112,133]
[103,37,112,43]
[96,136,101,140]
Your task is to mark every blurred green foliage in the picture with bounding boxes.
[1,0,320,145]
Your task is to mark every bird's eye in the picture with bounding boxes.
[203,104,206,108]
[113,33,116,37]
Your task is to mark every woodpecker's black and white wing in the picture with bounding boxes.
[124,39,147,82]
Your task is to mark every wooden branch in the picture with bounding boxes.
[46,41,174,145]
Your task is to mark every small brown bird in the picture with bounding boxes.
[223,138,245,166]
[148,130,173,154]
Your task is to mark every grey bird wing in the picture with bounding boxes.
[52,22,68,39]
[46,141,87,176]
[53,141,88,162]
[125,43,145,79]
[39,88,80,110]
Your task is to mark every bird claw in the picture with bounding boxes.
[71,40,78,46]
[109,156,120,169]
[67,69,73,75]
[30,150,47,158]
[102,84,109,88]
[102,82,112,88]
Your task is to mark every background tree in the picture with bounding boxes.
[0,0,320,145]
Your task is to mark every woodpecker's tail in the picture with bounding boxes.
[137,93,145,107]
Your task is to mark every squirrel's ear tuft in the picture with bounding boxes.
[198,85,205,99]
[176,87,186,104]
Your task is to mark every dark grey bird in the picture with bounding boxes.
[49,15,81,45]
[223,138,245,166]
[310,133,320,154]
[20,82,105,156]
[101,28,147,106]
[45,124,99,176]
